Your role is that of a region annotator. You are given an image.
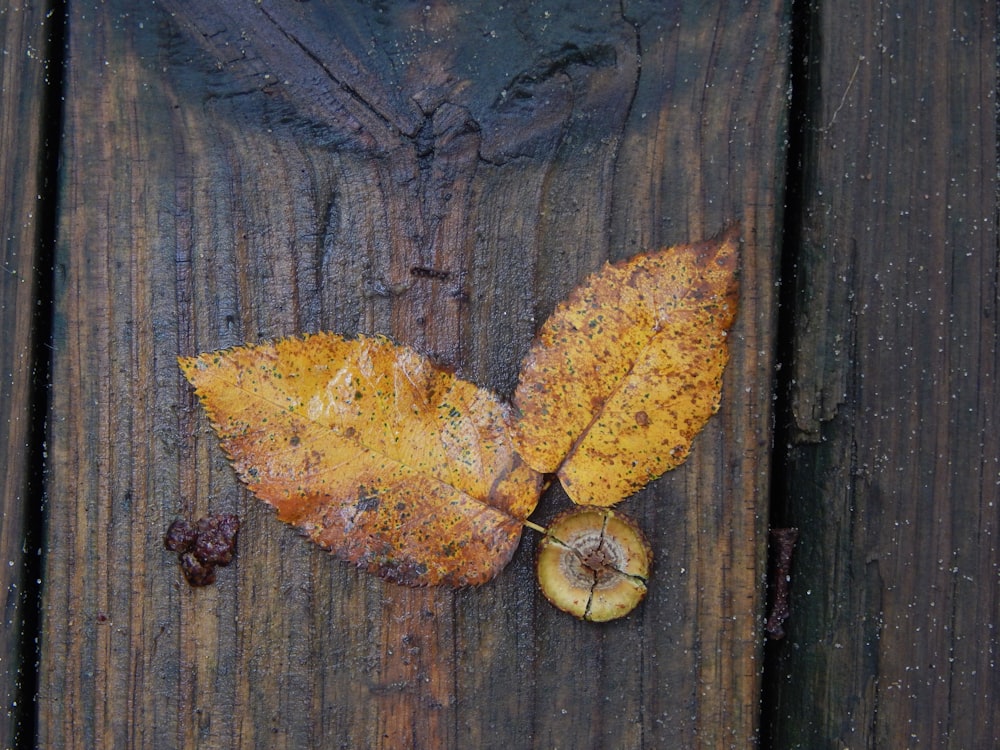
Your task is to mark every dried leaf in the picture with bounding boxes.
[512,226,739,506]
[179,333,542,587]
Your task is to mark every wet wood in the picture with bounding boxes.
[767,2,999,747]
[0,4,58,745]
[34,1,788,748]
[8,0,995,747]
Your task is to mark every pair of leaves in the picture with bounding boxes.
[179,227,739,587]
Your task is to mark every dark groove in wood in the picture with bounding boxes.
[759,0,817,744]
[1,2,65,747]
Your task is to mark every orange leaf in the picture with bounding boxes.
[512,226,739,506]
[179,333,542,587]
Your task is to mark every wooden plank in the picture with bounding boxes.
[0,4,59,745]
[39,2,789,747]
[768,1,999,746]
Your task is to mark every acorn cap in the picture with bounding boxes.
[536,506,652,622]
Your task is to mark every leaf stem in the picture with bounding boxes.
[522,519,548,535]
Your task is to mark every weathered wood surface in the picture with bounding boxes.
[766,1,999,747]
[0,4,58,746]
[9,0,997,748]
[35,1,786,748]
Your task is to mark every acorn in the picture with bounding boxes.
[536,506,652,622]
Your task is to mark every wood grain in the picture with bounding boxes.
[0,4,58,745]
[768,1,999,746]
[39,1,788,747]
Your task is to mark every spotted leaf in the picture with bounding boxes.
[180,333,542,587]
[512,226,739,505]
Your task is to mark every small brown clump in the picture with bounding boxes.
[164,518,197,552]
[165,514,240,586]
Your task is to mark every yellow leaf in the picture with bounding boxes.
[179,333,542,587]
[512,226,739,505]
